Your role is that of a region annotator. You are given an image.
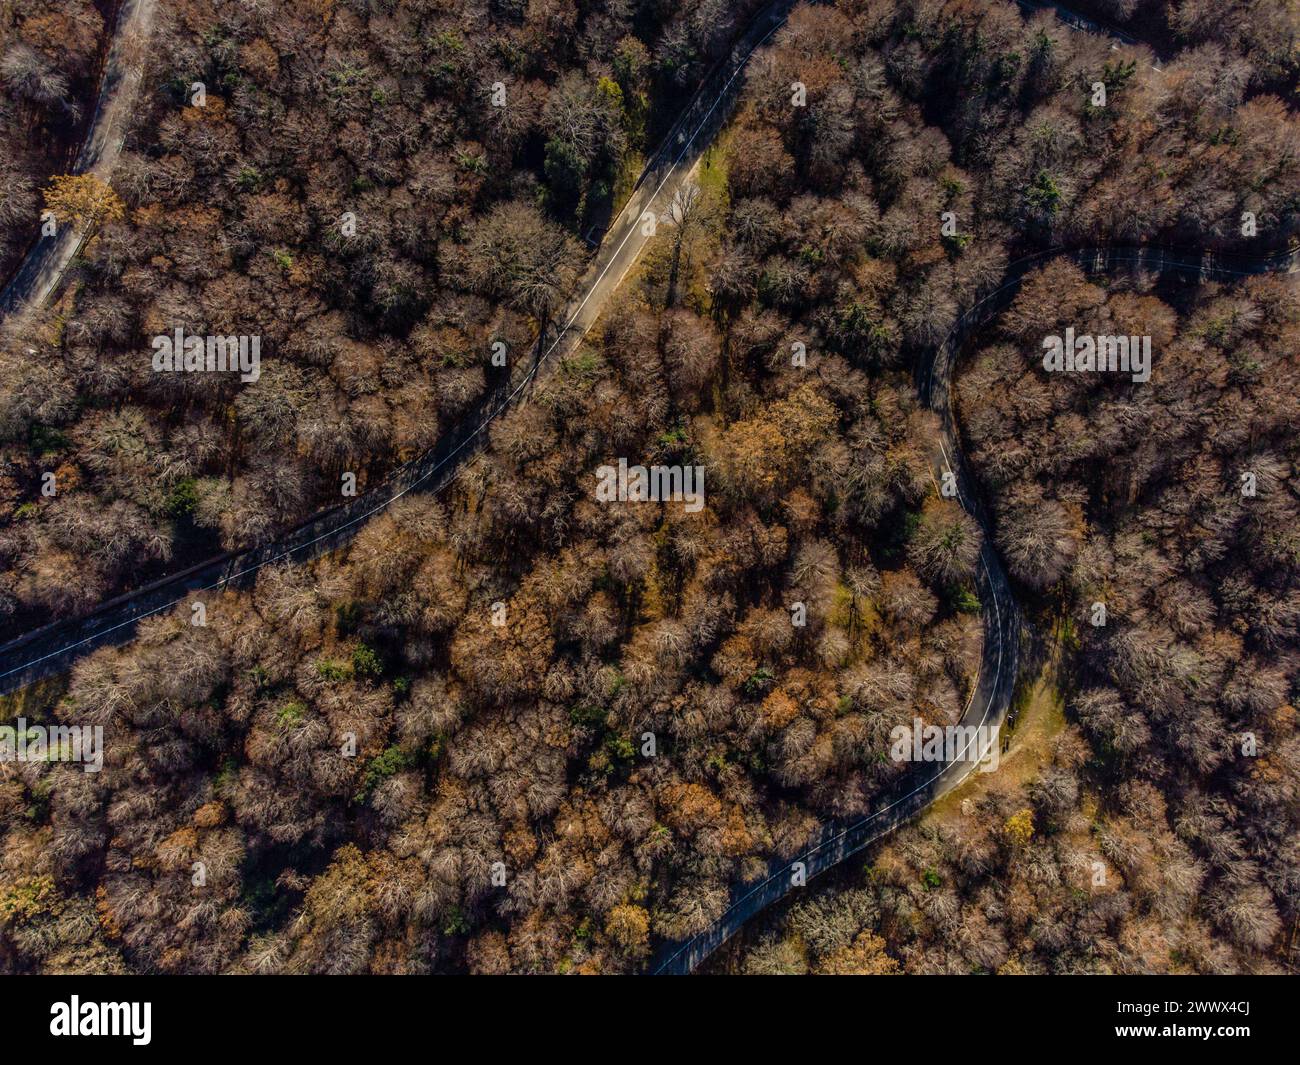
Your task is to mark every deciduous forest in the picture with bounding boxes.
[0,0,1296,975]
[725,266,1299,974]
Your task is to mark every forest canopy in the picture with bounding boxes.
[0,0,1297,975]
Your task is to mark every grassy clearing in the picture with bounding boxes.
[0,675,67,722]
[610,148,646,218]
[696,135,731,211]
[924,642,1068,823]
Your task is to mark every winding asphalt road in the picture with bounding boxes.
[0,0,1294,976]
[0,0,800,692]
[0,0,1158,681]
[650,242,1298,974]
[647,2,1291,974]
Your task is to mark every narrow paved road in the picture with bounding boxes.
[651,242,1298,974]
[0,0,1293,977]
[0,0,800,693]
[1016,0,1148,51]
[646,3,1282,974]
[0,0,157,326]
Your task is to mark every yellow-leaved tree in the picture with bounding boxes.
[41,173,125,236]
